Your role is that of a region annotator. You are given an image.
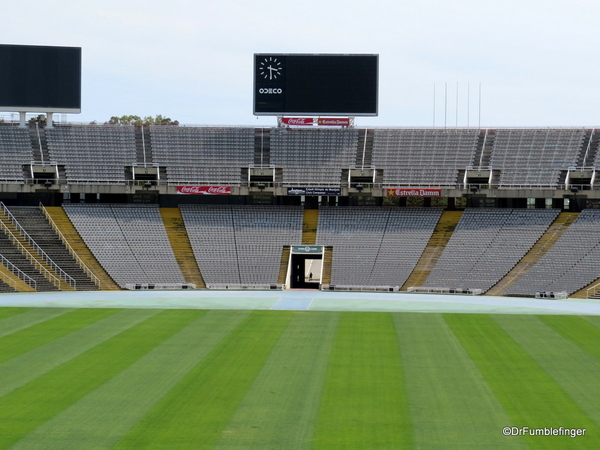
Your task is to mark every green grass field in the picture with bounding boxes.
[0,307,599,449]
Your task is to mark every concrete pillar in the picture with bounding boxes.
[46,112,53,128]
[19,112,27,128]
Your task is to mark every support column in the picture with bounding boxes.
[46,112,54,128]
[19,112,27,128]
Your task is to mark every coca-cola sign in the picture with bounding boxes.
[282,117,314,126]
[177,186,231,195]
[387,188,442,197]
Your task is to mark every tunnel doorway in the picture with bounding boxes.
[289,246,323,289]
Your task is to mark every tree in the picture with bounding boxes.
[29,114,47,125]
[107,114,178,126]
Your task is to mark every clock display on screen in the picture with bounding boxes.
[259,57,282,80]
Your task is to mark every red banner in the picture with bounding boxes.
[177,186,231,195]
[387,188,442,197]
[281,117,314,126]
[317,118,350,127]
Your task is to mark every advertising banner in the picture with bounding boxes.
[287,187,342,196]
[292,245,323,254]
[386,188,442,197]
[281,117,314,126]
[176,186,231,195]
[317,118,350,126]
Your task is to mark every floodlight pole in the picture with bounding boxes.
[467,82,470,128]
[433,83,436,127]
[456,81,459,127]
[478,83,482,129]
[444,82,448,129]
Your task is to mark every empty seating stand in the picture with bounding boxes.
[506,209,600,296]
[424,208,559,293]
[270,128,359,186]
[0,126,34,183]
[181,205,303,288]
[490,129,585,188]
[372,129,478,187]
[316,207,442,288]
[63,204,185,288]
[149,126,254,185]
[46,125,136,183]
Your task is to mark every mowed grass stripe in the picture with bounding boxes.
[539,315,600,361]
[581,315,600,329]
[312,312,412,450]
[0,309,160,399]
[0,308,120,364]
[394,313,526,450]
[0,309,204,449]
[496,315,600,433]
[214,311,339,450]
[445,314,600,449]
[0,307,74,339]
[11,310,251,450]
[114,310,294,450]
[0,307,31,321]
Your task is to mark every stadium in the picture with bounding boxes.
[0,47,599,448]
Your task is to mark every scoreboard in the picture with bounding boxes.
[0,44,82,113]
[254,54,378,116]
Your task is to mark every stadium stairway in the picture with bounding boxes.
[322,246,333,286]
[302,209,319,245]
[572,277,600,299]
[0,262,32,292]
[0,206,72,291]
[160,208,206,288]
[485,212,579,296]
[0,224,58,292]
[44,207,121,290]
[401,211,463,290]
[277,246,291,285]
[10,206,102,291]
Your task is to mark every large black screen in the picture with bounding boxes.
[254,54,378,116]
[0,44,81,112]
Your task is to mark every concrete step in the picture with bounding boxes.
[160,207,205,288]
[301,209,319,245]
[486,212,579,296]
[401,210,464,290]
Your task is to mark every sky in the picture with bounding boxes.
[2,0,600,127]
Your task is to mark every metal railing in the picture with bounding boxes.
[39,203,102,290]
[407,286,483,295]
[323,285,400,292]
[124,283,197,290]
[205,283,282,290]
[1,176,599,192]
[0,219,63,289]
[587,282,600,299]
[0,253,37,291]
[0,202,76,289]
